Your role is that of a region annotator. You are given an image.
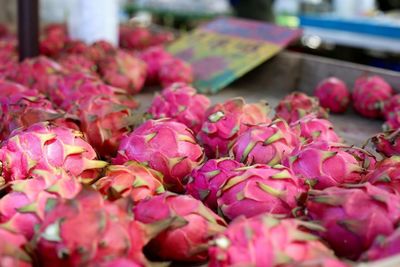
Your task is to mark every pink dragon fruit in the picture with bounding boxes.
[57,54,97,75]
[314,77,350,113]
[34,189,151,267]
[62,40,88,54]
[352,75,393,118]
[0,122,108,185]
[68,93,139,158]
[39,24,68,58]
[341,145,377,171]
[371,130,400,157]
[0,225,31,267]
[139,46,173,84]
[275,92,328,123]
[133,192,227,262]
[95,161,164,202]
[284,141,364,189]
[209,215,340,267]
[307,183,400,260]
[185,158,244,211]
[198,98,271,158]
[361,227,400,261]
[147,83,211,134]
[98,50,147,94]
[383,94,400,119]
[290,114,342,144]
[119,25,152,50]
[217,164,306,220]
[114,119,204,192]
[366,156,400,195]
[8,56,66,95]
[0,172,81,238]
[85,40,116,62]
[159,58,194,87]
[230,119,299,166]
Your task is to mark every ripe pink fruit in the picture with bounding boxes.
[0,122,108,185]
[133,192,227,262]
[95,161,164,202]
[314,77,350,113]
[147,83,211,134]
[57,54,97,75]
[231,120,299,166]
[341,145,377,171]
[139,46,173,84]
[0,173,81,238]
[68,93,138,158]
[185,158,244,211]
[383,94,400,119]
[209,215,338,267]
[0,226,31,267]
[361,227,400,261]
[371,130,400,157]
[98,50,147,94]
[217,164,305,220]
[85,40,116,62]
[39,24,68,58]
[159,58,194,87]
[284,141,364,189]
[114,119,204,192]
[198,98,271,158]
[8,56,65,95]
[307,183,400,260]
[275,92,328,123]
[34,190,151,267]
[352,75,393,118]
[366,156,400,195]
[291,114,342,144]
[63,40,88,54]
[119,25,152,50]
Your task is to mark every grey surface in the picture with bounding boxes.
[136,51,400,146]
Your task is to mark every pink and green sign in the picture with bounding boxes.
[168,17,302,93]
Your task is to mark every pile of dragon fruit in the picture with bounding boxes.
[1,23,400,267]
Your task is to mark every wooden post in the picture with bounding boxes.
[18,0,39,61]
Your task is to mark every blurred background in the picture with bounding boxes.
[1,0,400,70]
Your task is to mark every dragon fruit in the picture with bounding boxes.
[198,98,271,158]
[314,77,350,113]
[139,46,173,84]
[217,164,306,220]
[34,189,151,267]
[8,56,65,95]
[159,58,194,87]
[341,145,377,171]
[0,172,81,238]
[352,75,393,118]
[0,122,107,185]
[383,94,400,119]
[209,215,338,267]
[284,141,364,189]
[0,225,31,267]
[230,119,299,166]
[307,183,400,260]
[366,156,400,195]
[63,40,88,54]
[95,161,164,202]
[85,40,116,62]
[57,54,97,75]
[98,50,147,94]
[290,114,342,144]
[114,119,204,192]
[371,130,400,157]
[39,24,68,58]
[119,25,152,50]
[68,93,139,158]
[133,192,227,262]
[275,92,328,123]
[147,83,211,133]
[361,227,400,261]
[186,158,244,211]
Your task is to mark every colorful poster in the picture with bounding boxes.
[168,17,302,93]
